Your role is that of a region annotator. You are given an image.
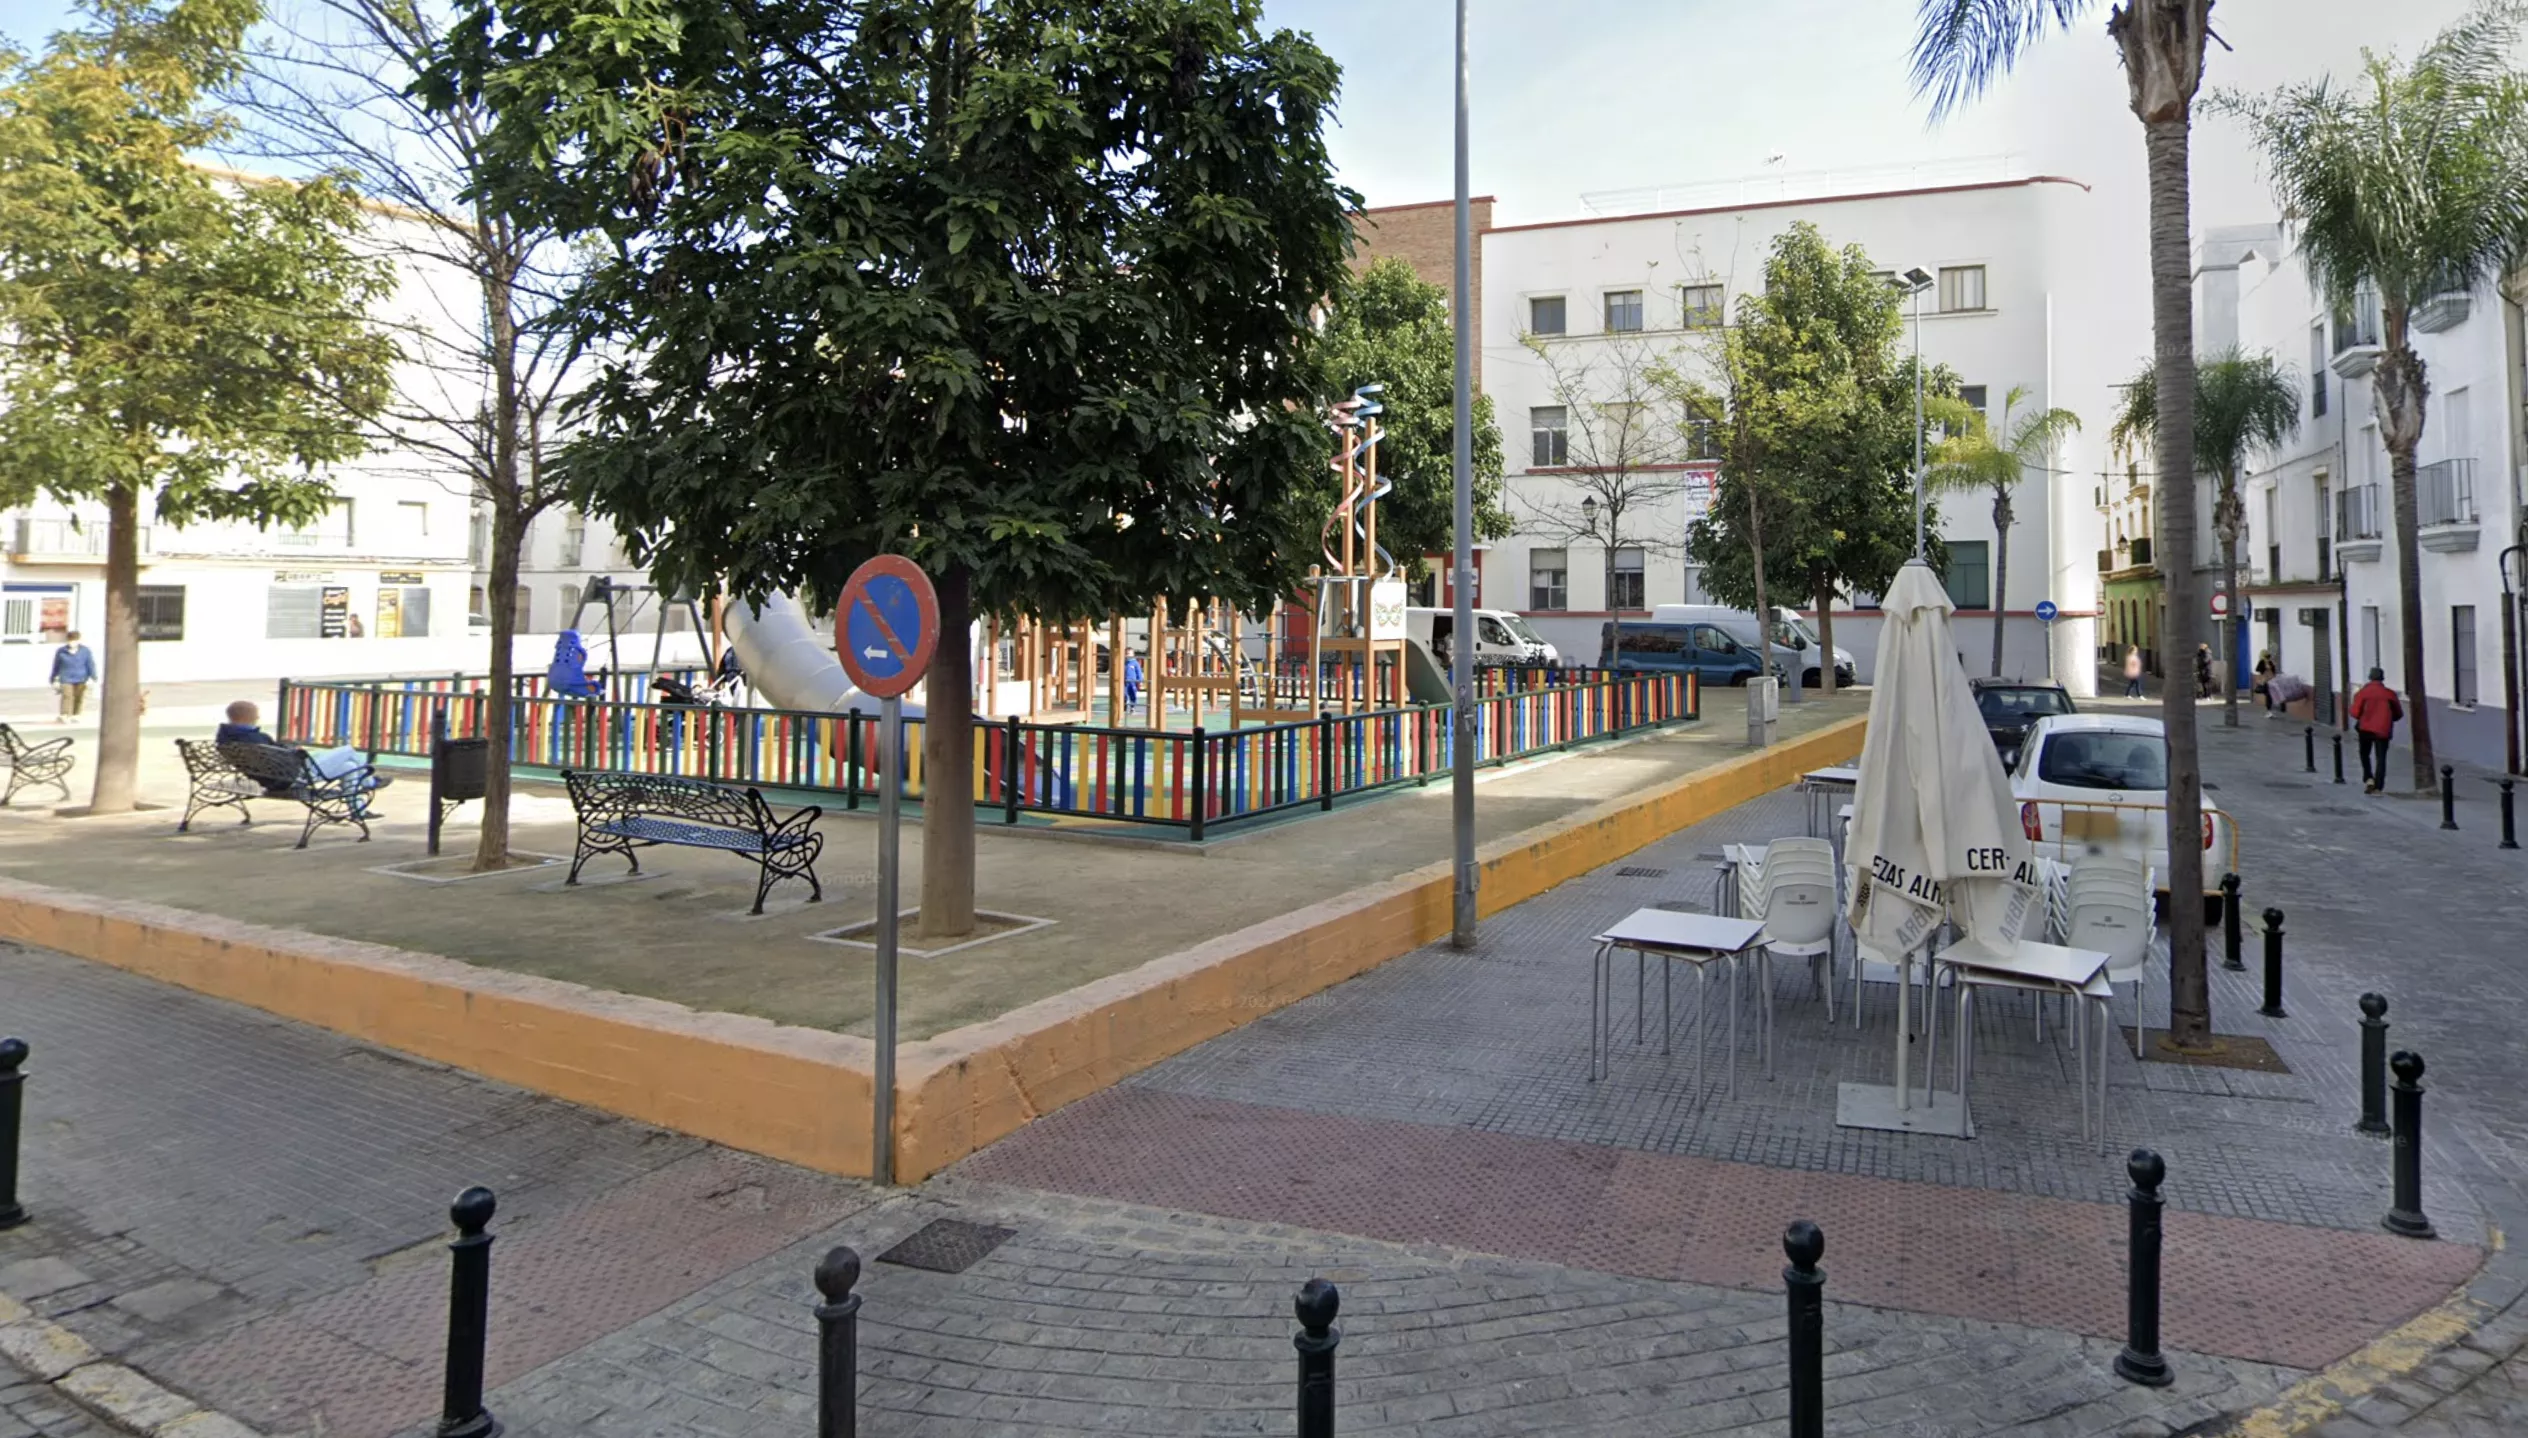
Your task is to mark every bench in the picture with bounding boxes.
[216,742,393,849]
[562,770,823,914]
[0,724,73,807]
[175,739,268,831]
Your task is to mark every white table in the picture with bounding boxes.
[1799,766,1861,838]
[1933,936,2113,1145]
[1590,909,1767,1094]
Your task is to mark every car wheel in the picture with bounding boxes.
[1729,673,1748,686]
[1803,667,1821,688]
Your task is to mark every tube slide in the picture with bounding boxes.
[722,592,927,718]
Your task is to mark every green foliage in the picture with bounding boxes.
[0,0,397,528]
[1316,256,1510,573]
[426,0,1359,625]
[2106,348,2301,490]
[1910,0,2098,119]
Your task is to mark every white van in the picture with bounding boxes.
[1405,607,1560,669]
[1650,604,1854,687]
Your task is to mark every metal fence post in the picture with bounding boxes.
[1003,716,1022,826]
[2219,874,2243,971]
[437,1187,498,1438]
[815,1246,861,1438]
[1189,726,1207,844]
[2384,1052,2436,1239]
[2333,731,2346,785]
[1318,715,1336,813]
[1294,1278,1339,1438]
[2357,994,2390,1137]
[2113,1149,2172,1387]
[846,714,863,811]
[2259,908,2287,1019]
[1784,1220,1825,1438]
[2441,765,2459,830]
[0,1038,26,1229]
[2304,724,2316,774]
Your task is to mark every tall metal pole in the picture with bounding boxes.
[1912,285,1926,559]
[1449,0,1478,950]
[873,695,901,1185]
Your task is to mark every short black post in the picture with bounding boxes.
[2259,907,2288,1018]
[1294,1277,1340,1438]
[437,1187,499,1438]
[2356,994,2391,1137]
[814,1246,862,1438]
[1188,726,1208,843]
[2219,873,2243,971]
[1784,1220,1826,1438]
[427,707,449,857]
[2499,778,2519,850]
[2441,765,2459,831]
[1002,715,1022,826]
[2384,1052,2436,1239]
[2333,731,2346,785]
[1318,715,1336,812]
[845,714,863,811]
[2113,1149,2173,1387]
[0,1038,26,1230]
[2304,724,2317,773]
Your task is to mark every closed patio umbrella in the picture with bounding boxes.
[1838,560,2037,1130]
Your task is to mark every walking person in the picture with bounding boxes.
[2194,642,2215,701]
[1122,650,1144,715]
[49,631,95,723]
[2253,650,2278,716]
[2122,645,2145,699]
[2348,666,2403,794]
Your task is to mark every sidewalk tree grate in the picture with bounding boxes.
[877,1218,1016,1274]
[1615,866,1670,879]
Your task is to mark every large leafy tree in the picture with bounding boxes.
[431,0,1355,936]
[2223,3,2528,787]
[1927,385,2083,677]
[2107,348,2302,727]
[1317,256,1510,578]
[0,0,394,813]
[1914,0,2222,1049]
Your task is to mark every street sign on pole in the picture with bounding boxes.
[2035,599,2057,679]
[2034,599,2059,624]
[836,555,938,1186]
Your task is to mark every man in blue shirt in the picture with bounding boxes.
[49,631,94,722]
[217,700,373,802]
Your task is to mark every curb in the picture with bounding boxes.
[0,1290,264,1438]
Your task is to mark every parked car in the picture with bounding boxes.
[1649,604,1855,688]
[2010,713,2236,921]
[1598,620,1776,686]
[1406,607,1559,669]
[1969,677,2076,772]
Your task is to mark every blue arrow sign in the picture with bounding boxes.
[2034,600,2059,624]
[846,577,921,680]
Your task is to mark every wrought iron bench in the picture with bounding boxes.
[175,738,269,831]
[562,770,823,914]
[215,742,393,849]
[0,724,74,807]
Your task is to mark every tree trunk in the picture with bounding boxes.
[472,499,524,870]
[1990,488,2012,677]
[1815,574,1837,696]
[2376,318,2437,789]
[87,483,143,813]
[919,564,976,938]
[2145,115,2212,1049]
[2217,478,2241,729]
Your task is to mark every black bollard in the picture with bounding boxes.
[2441,765,2459,831]
[2384,1052,2436,1239]
[437,1187,499,1438]
[2220,874,2243,971]
[2356,994,2390,1137]
[2304,724,2317,773]
[1784,1220,1826,1438]
[0,1038,24,1230]
[815,1247,862,1438]
[2499,779,2520,850]
[2333,731,2346,785]
[2114,1149,2173,1387]
[1295,1278,1340,1438]
[2259,908,2288,1019]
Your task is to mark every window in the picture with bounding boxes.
[469,512,491,567]
[512,585,532,632]
[2309,322,2329,417]
[2,586,73,644]
[376,585,431,638]
[2264,486,2279,581]
[2361,605,2381,677]
[1603,289,1644,333]
[1958,384,1988,416]
[1943,540,1990,609]
[1528,549,1568,610]
[2454,606,2478,706]
[2315,476,2332,578]
[1691,624,1742,655]
[559,583,581,620]
[1530,406,1569,467]
[1686,415,1722,461]
[1609,547,1645,610]
[1528,295,1566,336]
[136,585,185,642]
[267,586,324,639]
[560,511,588,568]
[2037,731,2168,792]
[1937,265,1987,313]
[279,500,353,549]
[398,500,430,539]
[470,585,487,619]
[1680,283,1725,330]
[1613,623,1683,655]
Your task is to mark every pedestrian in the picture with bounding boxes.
[215,700,374,803]
[2194,643,2215,700]
[2253,650,2278,716]
[2348,666,2404,794]
[49,631,95,723]
[2122,645,2144,699]
[1122,650,1144,714]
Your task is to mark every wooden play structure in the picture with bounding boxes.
[976,616,1096,723]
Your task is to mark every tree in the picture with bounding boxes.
[431,0,1355,937]
[1927,385,2083,676]
[1913,0,2221,1049]
[1516,330,1697,628]
[1318,256,1511,579]
[2106,348,2302,726]
[225,0,589,871]
[0,0,394,813]
[2223,2,2528,786]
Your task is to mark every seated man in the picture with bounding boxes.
[215,701,377,801]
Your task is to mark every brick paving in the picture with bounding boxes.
[0,1358,103,1438]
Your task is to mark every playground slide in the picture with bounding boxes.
[1403,634,1453,706]
[722,592,927,718]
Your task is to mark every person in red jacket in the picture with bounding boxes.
[2347,667,2404,793]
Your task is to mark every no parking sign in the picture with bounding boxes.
[837,555,939,699]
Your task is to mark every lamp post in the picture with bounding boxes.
[1449,0,1477,949]
[1894,267,1935,560]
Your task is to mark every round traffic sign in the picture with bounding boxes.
[836,555,939,700]
[2034,600,2059,623]
[2210,592,2230,618]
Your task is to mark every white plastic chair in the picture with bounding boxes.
[1755,838,1838,1024]
[2065,854,2157,1043]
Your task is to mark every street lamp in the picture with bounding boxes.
[1449,0,1476,948]
[1891,267,1935,559]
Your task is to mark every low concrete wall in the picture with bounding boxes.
[0,714,1866,1182]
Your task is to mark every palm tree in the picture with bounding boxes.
[1926,386,2083,675]
[2224,3,2528,788]
[1912,0,2221,1048]
[2107,350,2304,728]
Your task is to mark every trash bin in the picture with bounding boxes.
[436,737,489,802]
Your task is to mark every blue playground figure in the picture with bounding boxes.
[546,630,604,699]
[1122,651,1144,714]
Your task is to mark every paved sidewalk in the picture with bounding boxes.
[0,1358,103,1438]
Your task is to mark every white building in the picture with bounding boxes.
[472,503,699,660]
[1472,167,2114,690]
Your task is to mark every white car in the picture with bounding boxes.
[2010,713,2237,916]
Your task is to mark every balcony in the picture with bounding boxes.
[2337,483,2384,562]
[2413,290,2473,334]
[8,517,152,564]
[2331,289,2384,378]
[2419,457,2480,552]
